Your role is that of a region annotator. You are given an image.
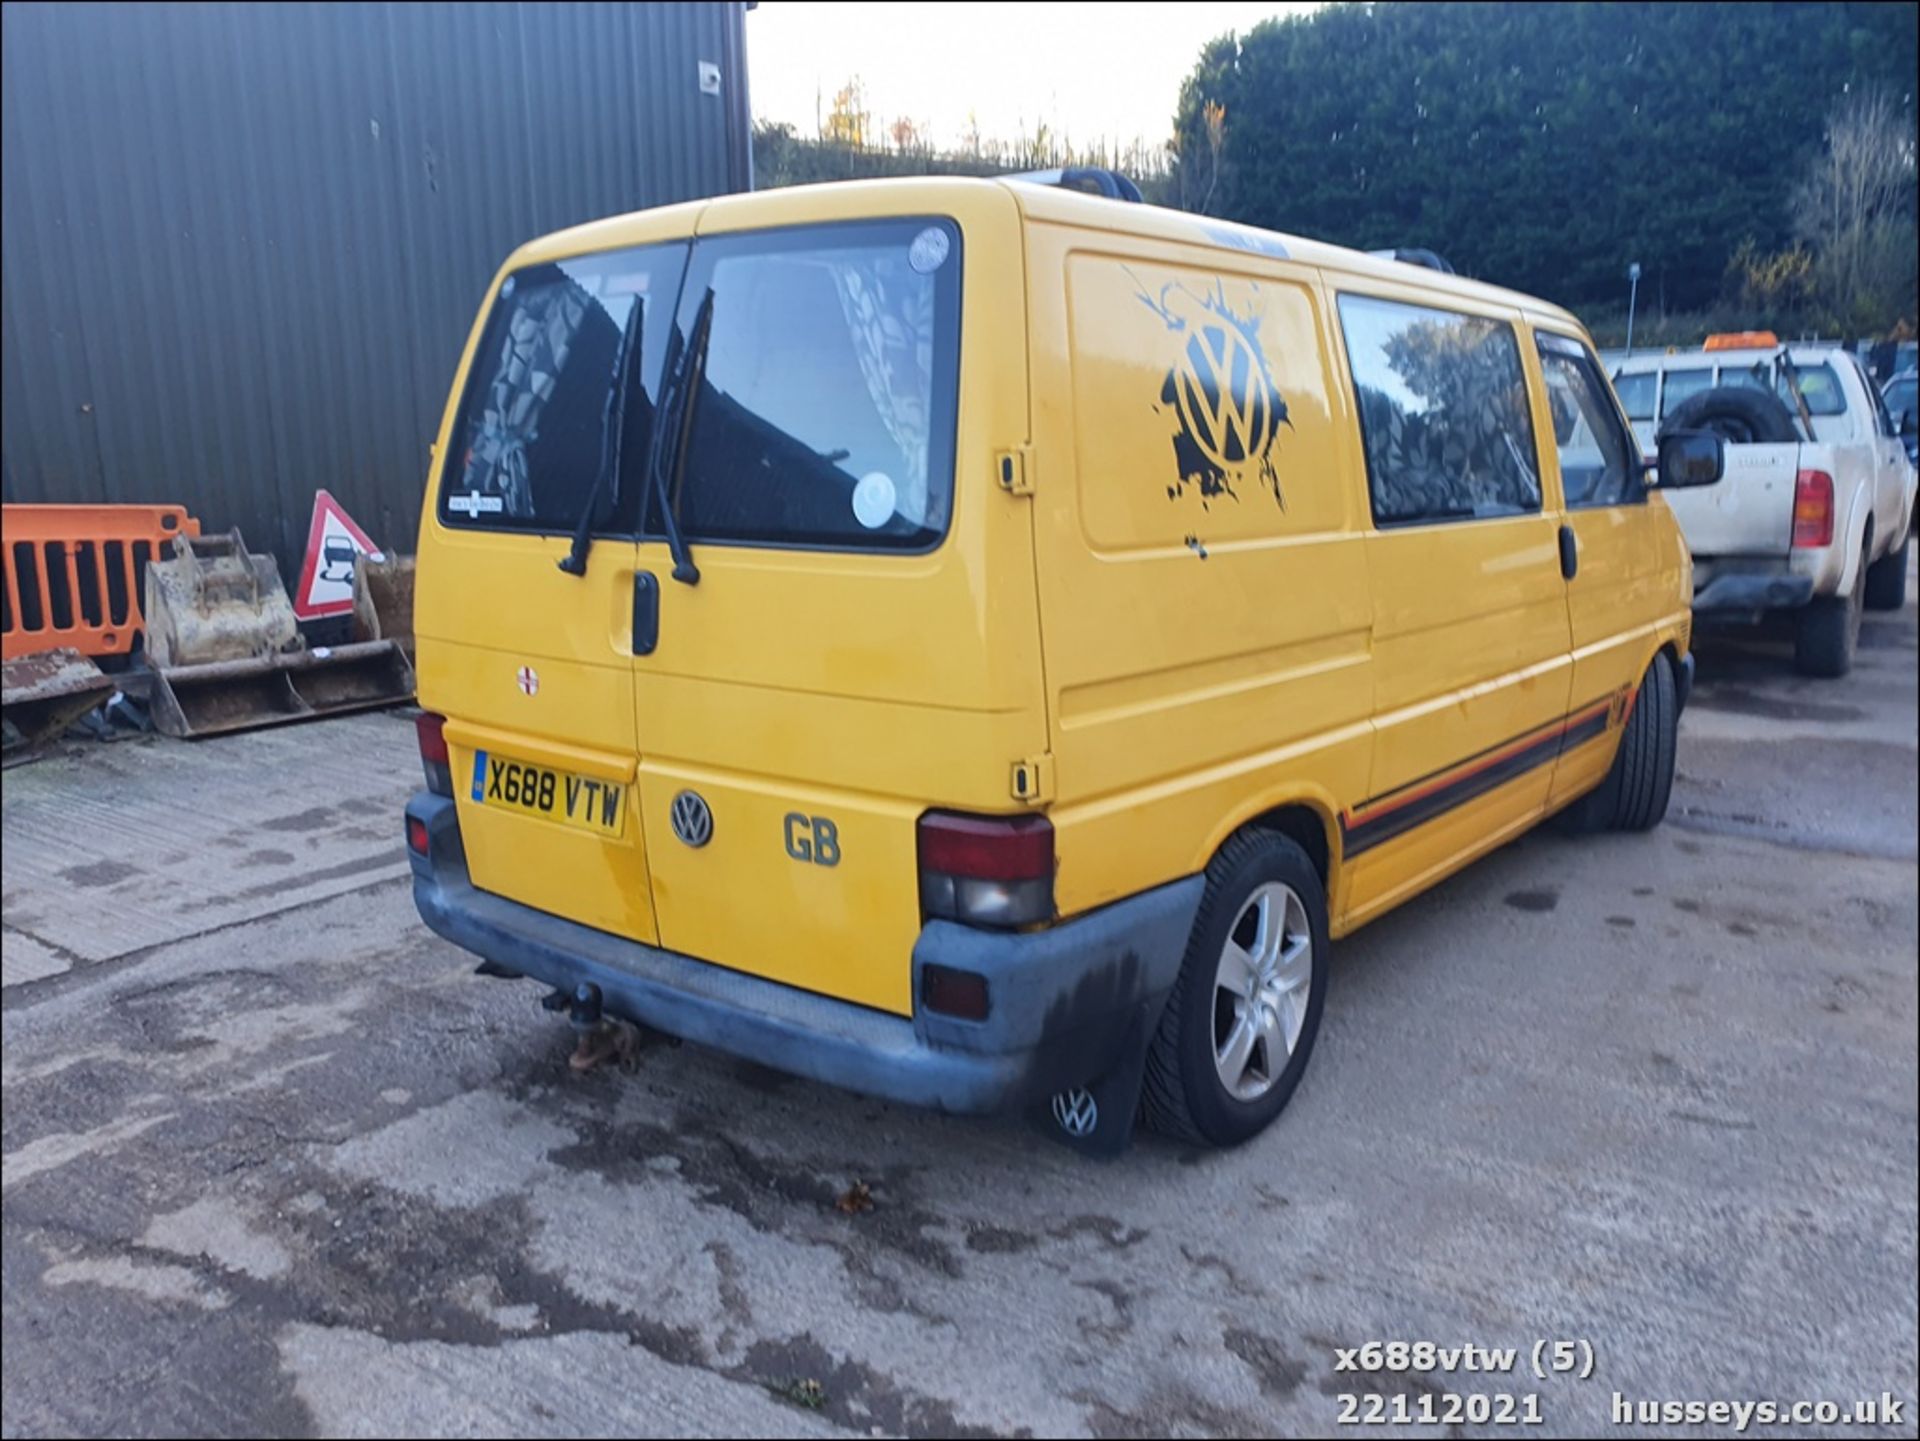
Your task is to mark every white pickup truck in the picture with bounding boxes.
[1608,339,1916,677]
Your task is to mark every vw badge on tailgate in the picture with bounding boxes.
[670,790,713,848]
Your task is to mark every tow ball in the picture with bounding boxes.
[543,983,641,1072]
[541,981,603,1032]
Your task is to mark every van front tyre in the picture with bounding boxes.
[1864,534,1909,611]
[1795,561,1865,677]
[1141,831,1328,1148]
[1556,654,1677,834]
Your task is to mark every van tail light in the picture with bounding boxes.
[1792,470,1834,548]
[416,712,452,796]
[918,811,1054,929]
[406,815,431,855]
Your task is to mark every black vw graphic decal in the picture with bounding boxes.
[1134,274,1291,508]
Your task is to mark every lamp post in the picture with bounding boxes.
[1625,262,1642,357]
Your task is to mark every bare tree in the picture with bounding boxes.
[1175,100,1227,215]
[1791,87,1919,332]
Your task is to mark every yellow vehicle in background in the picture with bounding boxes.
[405,173,1721,1153]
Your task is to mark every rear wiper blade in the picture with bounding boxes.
[558,296,644,577]
[646,287,714,586]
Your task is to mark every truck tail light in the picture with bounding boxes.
[917,811,1054,929]
[416,711,452,795]
[1792,470,1834,548]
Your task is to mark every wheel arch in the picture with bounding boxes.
[1196,790,1343,916]
[1837,477,1876,590]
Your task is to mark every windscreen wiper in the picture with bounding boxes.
[645,287,714,586]
[558,296,644,577]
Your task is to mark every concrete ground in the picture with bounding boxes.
[4,570,1915,1438]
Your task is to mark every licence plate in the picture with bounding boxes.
[470,751,626,838]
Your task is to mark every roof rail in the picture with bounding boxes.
[1003,167,1144,202]
[1368,247,1456,275]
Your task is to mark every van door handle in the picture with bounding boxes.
[632,572,659,655]
[1558,524,1579,580]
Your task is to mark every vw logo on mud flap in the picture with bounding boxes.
[1051,1087,1099,1138]
[670,790,713,848]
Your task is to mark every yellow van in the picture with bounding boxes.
[405,174,1721,1153]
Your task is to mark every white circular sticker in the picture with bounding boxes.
[908,226,950,274]
[852,471,897,529]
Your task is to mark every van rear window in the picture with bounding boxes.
[663,219,962,552]
[440,243,687,533]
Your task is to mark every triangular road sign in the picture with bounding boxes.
[293,489,386,620]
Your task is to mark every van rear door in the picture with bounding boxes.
[415,234,691,946]
[630,188,1044,1017]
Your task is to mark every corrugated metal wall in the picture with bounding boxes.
[1,1,750,578]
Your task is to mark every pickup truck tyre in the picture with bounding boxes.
[1864,534,1909,610]
[1656,385,1802,445]
[1141,830,1328,1148]
[1556,654,1677,834]
[1795,552,1865,677]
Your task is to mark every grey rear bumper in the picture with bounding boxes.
[405,792,1202,1115]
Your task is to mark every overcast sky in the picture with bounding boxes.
[744,2,1319,152]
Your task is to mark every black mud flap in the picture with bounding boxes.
[1025,1002,1158,1158]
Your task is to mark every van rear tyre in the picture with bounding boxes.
[1141,830,1328,1148]
[1556,654,1677,834]
[1864,535,1909,611]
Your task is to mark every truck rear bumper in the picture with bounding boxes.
[405,793,1203,1115]
[1692,570,1815,618]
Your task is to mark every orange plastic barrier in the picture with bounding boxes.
[2,503,201,660]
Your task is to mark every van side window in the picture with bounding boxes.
[1337,295,1541,526]
[1537,333,1640,508]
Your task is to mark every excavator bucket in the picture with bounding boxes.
[351,553,416,665]
[143,529,414,738]
[146,639,415,739]
[1,647,115,758]
[143,528,299,669]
